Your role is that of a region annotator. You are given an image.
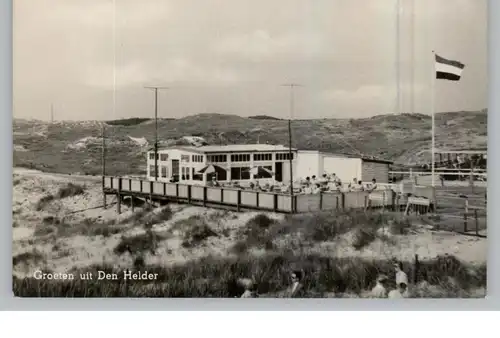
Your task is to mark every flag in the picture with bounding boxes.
[435,54,465,81]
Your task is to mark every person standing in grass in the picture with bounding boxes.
[388,261,410,298]
[371,274,389,298]
[285,270,304,298]
[388,280,409,298]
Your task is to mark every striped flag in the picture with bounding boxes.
[435,54,465,81]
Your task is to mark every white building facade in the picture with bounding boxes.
[146,144,298,186]
[296,150,392,183]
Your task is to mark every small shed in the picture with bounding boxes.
[296,150,393,183]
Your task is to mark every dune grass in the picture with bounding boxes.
[13,253,486,298]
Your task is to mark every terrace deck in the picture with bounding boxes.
[102,176,437,214]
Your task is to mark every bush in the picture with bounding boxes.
[12,253,487,298]
[56,183,85,199]
[114,230,167,256]
[35,194,55,211]
[13,251,44,267]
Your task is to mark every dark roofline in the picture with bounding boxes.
[298,150,393,164]
[148,145,298,154]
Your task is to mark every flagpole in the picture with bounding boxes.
[431,50,436,187]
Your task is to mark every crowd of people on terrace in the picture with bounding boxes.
[209,173,383,195]
[238,260,410,298]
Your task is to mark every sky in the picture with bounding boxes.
[13,0,488,121]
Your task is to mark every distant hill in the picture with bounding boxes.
[13,110,487,176]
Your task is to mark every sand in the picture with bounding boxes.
[12,169,487,280]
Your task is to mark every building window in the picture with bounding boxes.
[231,167,250,180]
[192,168,203,181]
[161,166,168,178]
[254,153,272,161]
[191,155,203,162]
[149,165,156,177]
[160,154,168,161]
[181,167,191,180]
[255,166,273,179]
[207,154,227,163]
[276,153,294,161]
[181,155,190,162]
[230,154,251,162]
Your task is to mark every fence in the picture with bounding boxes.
[103,176,437,214]
[433,188,487,237]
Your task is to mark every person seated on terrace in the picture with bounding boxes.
[303,185,313,194]
[311,175,318,185]
[211,177,220,187]
[366,178,378,193]
[348,178,357,189]
[312,183,322,194]
[249,182,255,190]
[305,176,311,186]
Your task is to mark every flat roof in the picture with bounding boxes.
[298,150,393,164]
[152,144,297,154]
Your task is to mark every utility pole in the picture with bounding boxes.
[144,86,168,181]
[281,83,302,213]
[102,121,106,208]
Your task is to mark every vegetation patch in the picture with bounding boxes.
[13,250,44,267]
[114,230,168,256]
[13,253,486,298]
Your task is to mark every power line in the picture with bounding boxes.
[144,86,169,181]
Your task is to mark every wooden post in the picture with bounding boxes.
[163,183,166,196]
[413,254,419,284]
[102,177,107,209]
[319,192,323,210]
[335,195,339,210]
[341,193,345,210]
[176,184,179,198]
[203,187,207,207]
[187,185,192,204]
[150,181,153,208]
[131,195,134,212]
[256,191,260,208]
[463,198,469,233]
[237,190,241,212]
[474,209,479,236]
[139,180,143,192]
[274,194,278,212]
[470,167,475,194]
[117,178,122,214]
[220,188,224,203]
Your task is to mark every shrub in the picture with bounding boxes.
[114,230,167,256]
[35,194,55,211]
[56,183,85,199]
[13,251,44,267]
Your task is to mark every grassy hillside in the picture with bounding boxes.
[13,110,487,176]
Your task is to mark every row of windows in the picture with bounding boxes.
[192,155,203,162]
[207,155,227,163]
[149,165,169,178]
[151,152,294,162]
[254,153,272,161]
[148,153,169,161]
[276,153,294,161]
[231,154,251,162]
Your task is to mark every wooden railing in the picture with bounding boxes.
[103,176,436,214]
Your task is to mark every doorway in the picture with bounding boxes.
[275,162,283,182]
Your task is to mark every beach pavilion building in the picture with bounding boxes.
[146,144,298,186]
